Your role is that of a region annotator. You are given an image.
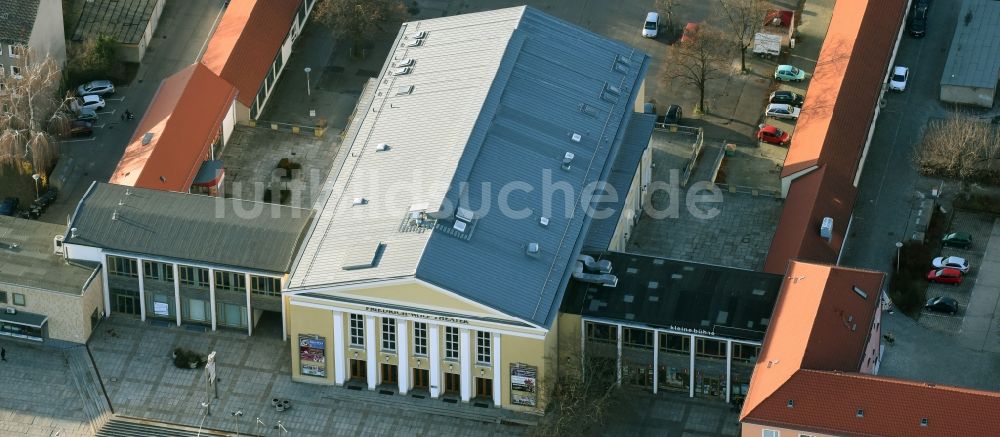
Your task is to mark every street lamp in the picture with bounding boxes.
[895,241,904,273]
[31,173,40,200]
[304,67,312,96]
[231,410,243,437]
[255,417,266,436]
[201,400,211,417]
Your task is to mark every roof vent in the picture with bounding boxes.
[852,286,868,300]
[391,67,412,76]
[526,242,540,257]
[562,152,575,170]
[539,216,549,227]
[396,58,415,67]
[920,418,928,427]
[376,143,390,152]
[112,210,119,221]
[405,39,423,47]
[410,31,427,39]
[856,409,864,418]
[353,197,368,206]
[820,217,834,240]
[787,400,794,408]
[456,207,474,222]
[607,84,621,95]
[70,227,78,238]
[396,85,414,95]
[142,132,154,145]
[571,133,582,142]
[453,220,467,233]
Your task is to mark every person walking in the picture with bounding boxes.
[1,346,6,362]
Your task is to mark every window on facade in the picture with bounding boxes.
[8,45,20,58]
[444,326,459,360]
[274,49,284,73]
[214,270,246,292]
[733,343,760,363]
[661,333,691,353]
[297,1,307,25]
[250,275,281,296]
[413,322,428,356]
[108,256,138,278]
[349,314,364,347]
[476,331,491,364]
[381,318,396,351]
[143,261,174,282]
[0,291,6,303]
[623,327,653,349]
[179,266,210,288]
[696,338,725,358]
[11,65,20,78]
[762,430,779,437]
[585,322,617,343]
[12,293,25,306]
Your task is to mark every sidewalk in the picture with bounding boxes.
[0,341,93,437]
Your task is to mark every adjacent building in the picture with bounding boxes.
[110,62,239,195]
[283,6,652,412]
[71,0,165,63]
[939,0,1000,108]
[62,183,314,336]
[0,0,66,67]
[0,216,103,344]
[201,0,316,121]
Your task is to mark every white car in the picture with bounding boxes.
[765,103,801,120]
[642,12,659,38]
[888,66,909,92]
[78,95,106,112]
[77,80,116,96]
[932,256,970,273]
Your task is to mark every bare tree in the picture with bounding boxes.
[655,0,677,34]
[913,113,1000,185]
[0,46,70,177]
[532,344,620,437]
[663,28,732,114]
[718,0,768,72]
[312,0,406,58]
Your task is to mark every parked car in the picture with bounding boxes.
[925,296,958,315]
[774,64,805,82]
[927,267,963,285]
[77,95,106,112]
[932,256,970,273]
[75,108,98,122]
[76,79,116,96]
[0,197,18,216]
[908,5,927,37]
[69,120,94,138]
[765,103,801,120]
[942,232,973,249]
[681,22,699,43]
[757,125,790,145]
[888,66,909,92]
[642,12,659,38]
[769,90,804,107]
[659,104,683,124]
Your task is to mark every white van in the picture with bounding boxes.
[642,12,659,38]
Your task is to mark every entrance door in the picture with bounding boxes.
[475,377,492,399]
[115,294,138,315]
[381,363,398,385]
[413,369,429,389]
[350,359,367,380]
[444,373,461,394]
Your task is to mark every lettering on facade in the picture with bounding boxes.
[510,363,537,407]
[364,306,470,325]
[668,325,716,337]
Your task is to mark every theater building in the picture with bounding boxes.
[283,6,653,412]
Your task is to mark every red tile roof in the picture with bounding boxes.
[201,0,301,107]
[741,261,883,422]
[763,166,856,274]
[110,63,237,192]
[750,370,1000,437]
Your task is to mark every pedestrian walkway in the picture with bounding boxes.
[0,341,92,437]
[67,346,114,433]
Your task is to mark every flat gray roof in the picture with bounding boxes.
[288,6,650,328]
[940,0,1000,89]
[66,183,314,273]
[0,216,98,296]
[71,0,158,45]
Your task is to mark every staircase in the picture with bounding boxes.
[96,418,232,437]
[66,346,114,433]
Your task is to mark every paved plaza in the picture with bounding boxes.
[0,342,93,437]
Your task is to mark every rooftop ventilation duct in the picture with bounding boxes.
[577,254,612,274]
[572,261,618,286]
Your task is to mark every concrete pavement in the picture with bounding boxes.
[959,220,1000,352]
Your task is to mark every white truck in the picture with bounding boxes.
[753,32,781,59]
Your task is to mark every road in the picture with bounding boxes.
[43,0,226,225]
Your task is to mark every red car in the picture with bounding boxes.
[927,267,963,285]
[681,22,699,43]
[757,125,789,145]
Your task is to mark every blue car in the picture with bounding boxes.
[0,197,18,216]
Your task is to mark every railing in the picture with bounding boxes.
[246,119,328,137]
[653,123,704,187]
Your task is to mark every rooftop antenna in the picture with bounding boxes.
[112,210,119,221]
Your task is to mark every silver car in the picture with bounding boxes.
[77,80,116,96]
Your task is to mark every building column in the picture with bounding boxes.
[459,328,472,402]
[397,319,409,395]
[333,311,346,385]
[244,273,252,336]
[616,324,623,386]
[580,318,586,380]
[172,263,181,326]
[279,278,287,341]
[689,334,696,398]
[365,315,377,390]
[208,268,217,331]
[725,340,733,404]
[492,333,502,407]
[652,330,659,394]
[429,324,441,398]
[100,255,111,318]
[136,257,146,321]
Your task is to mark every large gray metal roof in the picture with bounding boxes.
[71,0,158,45]
[288,6,649,328]
[940,0,1000,89]
[0,216,98,295]
[66,183,314,273]
[0,0,40,44]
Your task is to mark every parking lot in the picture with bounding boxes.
[918,212,994,333]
